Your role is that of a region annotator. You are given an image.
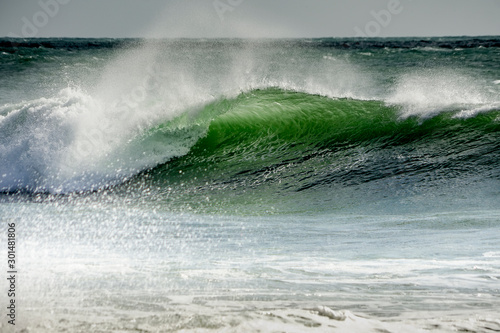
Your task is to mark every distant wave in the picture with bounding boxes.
[1,36,499,50]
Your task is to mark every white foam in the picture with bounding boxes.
[0,85,209,193]
[16,294,500,333]
[483,252,500,258]
[413,46,453,52]
[386,69,495,119]
[452,103,500,119]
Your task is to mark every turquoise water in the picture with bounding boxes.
[1,37,500,332]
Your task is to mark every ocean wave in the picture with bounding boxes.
[1,86,499,196]
[1,35,500,198]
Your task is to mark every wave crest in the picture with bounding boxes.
[1,83,499,195]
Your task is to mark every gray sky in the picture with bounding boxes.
[0,0,499,38]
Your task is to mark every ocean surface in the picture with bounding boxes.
[1,37,500,332]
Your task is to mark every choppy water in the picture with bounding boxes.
[1,37,500,332]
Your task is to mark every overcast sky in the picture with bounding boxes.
[0,0,499,39]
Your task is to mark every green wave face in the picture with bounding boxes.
[127,88,500,214]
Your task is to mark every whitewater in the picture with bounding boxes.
[1,37,500,332]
